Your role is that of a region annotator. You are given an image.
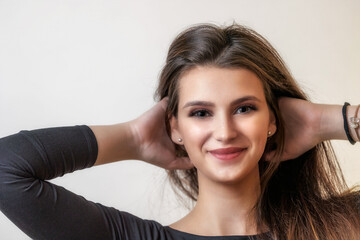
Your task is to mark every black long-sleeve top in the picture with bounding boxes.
[0,126,259,240]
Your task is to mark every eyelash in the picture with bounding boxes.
[189,105,257,118]
[234,105,257,114]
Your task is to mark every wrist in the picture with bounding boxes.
[127,120,143,161]
[318,104,348,141]
[120,121,142,160]
[91,122,140,166]
[345,104,360,143]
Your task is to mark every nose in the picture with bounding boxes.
[213,114,238,142]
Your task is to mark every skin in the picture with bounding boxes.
[171,67,276,184]
[168,66,277,235]
[90,67,358,236]
[171,66,276,184]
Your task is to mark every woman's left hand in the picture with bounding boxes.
[265,97,323,161]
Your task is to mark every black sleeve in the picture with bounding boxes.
[0,126,115,240]
[0,126,172,240]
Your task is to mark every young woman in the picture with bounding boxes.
[0,23,359,240]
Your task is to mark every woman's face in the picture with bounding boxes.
[171,66,276,184]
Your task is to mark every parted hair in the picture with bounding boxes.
[155,23,360,240]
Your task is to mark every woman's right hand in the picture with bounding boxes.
[130,98,193,170]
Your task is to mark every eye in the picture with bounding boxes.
[234,105,256,114]
[189,109,212,118]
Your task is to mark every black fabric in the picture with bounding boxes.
[0,126,259,240]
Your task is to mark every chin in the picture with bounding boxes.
[210,166,260,185]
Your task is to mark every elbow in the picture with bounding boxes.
[0,134,31,201]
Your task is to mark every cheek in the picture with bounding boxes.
[237,115,269,145]
[179,120,211,153]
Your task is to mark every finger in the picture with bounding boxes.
[264,150,291,162]
[264,151,276,162]
[168,157,194,170]
[158,97,169,111]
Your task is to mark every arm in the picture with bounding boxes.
[265,98,359,161]
[0,99,192,239]
[0,126,113,239]
[91,98,192,169]
[319,103,359,142]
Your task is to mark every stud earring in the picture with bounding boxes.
[178,138,182,142]
[267,131,272,136]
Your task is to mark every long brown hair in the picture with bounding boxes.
[155,23,360,240]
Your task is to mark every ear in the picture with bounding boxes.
[170,116,183,145]
[268,110,277,136]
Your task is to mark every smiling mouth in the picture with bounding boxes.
[209,147,247,161]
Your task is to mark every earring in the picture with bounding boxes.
[178,138,182,142]
[267,131,272,136]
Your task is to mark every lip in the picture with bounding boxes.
[209,147,247,161]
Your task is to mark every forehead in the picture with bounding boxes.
[178,66,266,104]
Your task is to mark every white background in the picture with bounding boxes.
[0,0,359,239]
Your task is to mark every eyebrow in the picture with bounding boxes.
[182,95,262,109]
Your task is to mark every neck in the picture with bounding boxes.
[190,169,262,236]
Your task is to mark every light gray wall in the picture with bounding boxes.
[0,0,359,239]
